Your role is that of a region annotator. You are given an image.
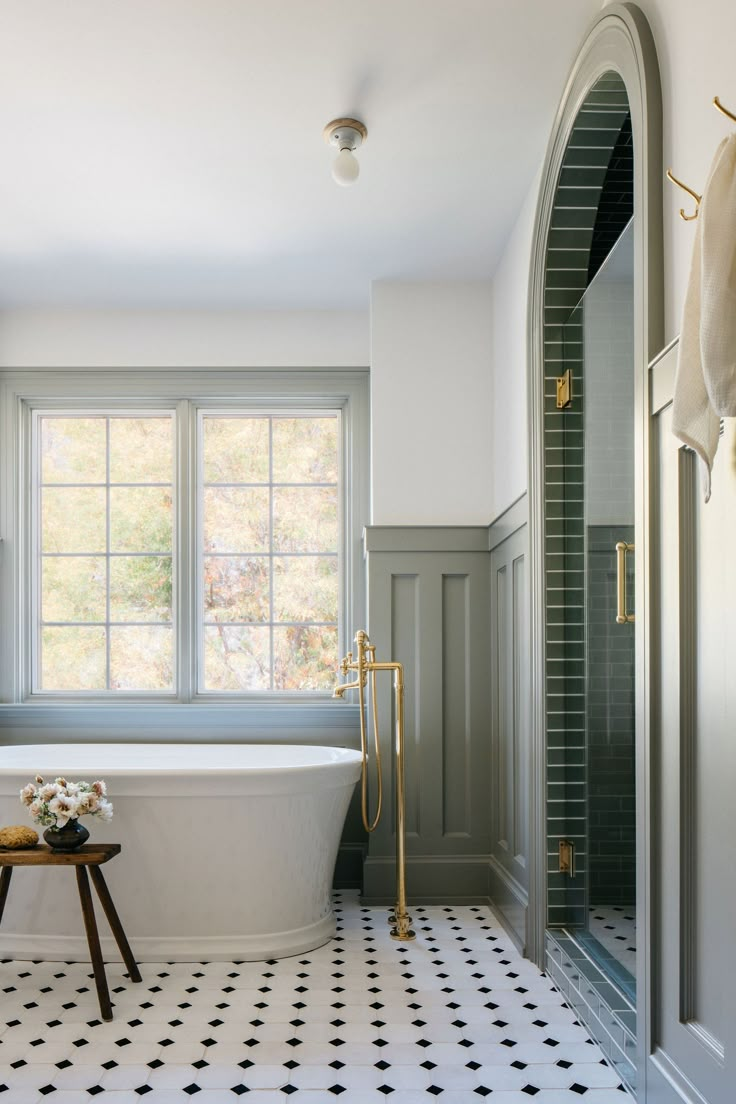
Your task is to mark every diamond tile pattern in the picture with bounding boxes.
[0,892,630,1101]
[587,906,637,977]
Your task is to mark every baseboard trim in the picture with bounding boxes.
[488,856,528,954]
[362,854,492,901]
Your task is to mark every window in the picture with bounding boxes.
[0,369,368,714]
[37,414,175,693]
[200,413,339,692]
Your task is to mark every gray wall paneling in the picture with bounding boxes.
[489,499,530,951]
[362,526,492,902]
[646,341,736,1104]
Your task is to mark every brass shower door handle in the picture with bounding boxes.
[615,541,635,624]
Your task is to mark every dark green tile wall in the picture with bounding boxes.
[543,73,630,928]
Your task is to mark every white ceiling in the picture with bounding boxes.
[0,0,601,310]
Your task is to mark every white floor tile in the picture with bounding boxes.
[0,890,630,1100]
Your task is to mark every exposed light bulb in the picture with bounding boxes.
[324,118,367,187]
[332,146,360,187]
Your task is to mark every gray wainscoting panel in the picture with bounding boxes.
[489,506,530,950]
[362,526,492,902]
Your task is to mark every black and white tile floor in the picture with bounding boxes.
[586,908,636,978]
[0,892,630,1103]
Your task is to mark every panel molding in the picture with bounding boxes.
[490,512,530,951]
[363,526,491,904]
[678,446,697,1028]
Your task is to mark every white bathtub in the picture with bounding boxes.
[0,743,362,962]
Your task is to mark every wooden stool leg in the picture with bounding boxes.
[89,865,142,983]
[76,865,113,1021]
[0,867,13,925]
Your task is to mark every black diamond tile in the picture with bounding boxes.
[543,1037,560,1047]
[55,1060,72,1070]
[501,1038,517,1047]
[239,1060,254,1070]
[557,1059,573,1069]
[183,1087,201,1096]
[421,1060,437,1070]
[570,1086,589,1095]
[231,1087,250,1096]
[148,1059,163,1070]
[474,1090,492,1098]
[377,1087,394,1096]
[375,1060,391,1070]
[88,1088,104,1097]
[466,1061,481,1071]
[135,1088,153,1097]
[192,1060,209,1070]
[282,1087,298,1096]
[39,1088,56,1097]
[427,1087,444,1097]
[328,1088,346,1096]
[102,1061,119,1071]
[511,1060,527,1070]
[522,1088,540,1097]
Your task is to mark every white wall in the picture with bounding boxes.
[0,309,369,368]
[489,174,539,517]
[489,0,736,511]
[613,0,736,341]
[370,282,493,525]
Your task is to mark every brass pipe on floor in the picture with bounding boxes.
[333,630,415,941]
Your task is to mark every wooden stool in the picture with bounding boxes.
[0,843,141,1021]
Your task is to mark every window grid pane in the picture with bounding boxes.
[201,414,339,692]
[37,415,174,693]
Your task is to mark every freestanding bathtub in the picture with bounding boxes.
[0,743,362,962]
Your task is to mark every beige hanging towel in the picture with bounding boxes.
[672,133,736,501]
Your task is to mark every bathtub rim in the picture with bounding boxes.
[0,742,363,797]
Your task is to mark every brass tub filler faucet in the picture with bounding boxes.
[333,630,415,941]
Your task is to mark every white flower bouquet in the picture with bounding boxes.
[20,776,113,829]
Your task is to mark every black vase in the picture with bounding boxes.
[43,819,90,852]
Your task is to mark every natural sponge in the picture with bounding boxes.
[0,825,39,849]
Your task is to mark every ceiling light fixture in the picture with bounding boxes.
[323,117,367,187]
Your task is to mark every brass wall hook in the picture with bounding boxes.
[666,168,702,221]
[714,96,736,124]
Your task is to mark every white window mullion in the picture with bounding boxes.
[104,417,111,691]
[27,407,41,700]
[176,399,194,701]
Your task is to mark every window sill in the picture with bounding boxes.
[0,699,361,741]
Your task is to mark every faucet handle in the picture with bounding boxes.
[340,652,353,675]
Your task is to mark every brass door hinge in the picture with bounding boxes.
[556,369,573,409]
[559,839,575,877]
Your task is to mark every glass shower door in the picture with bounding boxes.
[563,220,637,998]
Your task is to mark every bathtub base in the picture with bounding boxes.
[0,909,336,963]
